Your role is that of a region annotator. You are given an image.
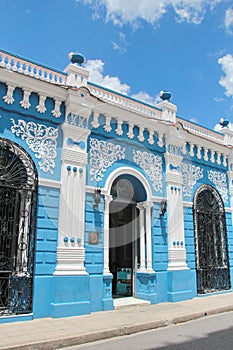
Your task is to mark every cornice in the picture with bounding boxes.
[0,68,67,101]
[184,130,230,153]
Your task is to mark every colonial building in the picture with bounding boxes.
[0,48,233,323]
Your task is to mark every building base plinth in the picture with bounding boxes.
[51,275,90,318]
[102,274,114,311]
[167,269,196,302]
[136,271,157,304]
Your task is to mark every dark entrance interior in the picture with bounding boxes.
[109,176,146,298]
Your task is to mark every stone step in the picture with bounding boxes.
[114,297,151,310]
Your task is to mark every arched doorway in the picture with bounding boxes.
[0,138,38,316]
[109,175,147,298]
[193,184,231,294]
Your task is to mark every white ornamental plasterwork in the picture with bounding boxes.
[10,118,58,174]
[66,114,89,128]
[3,84,15,105]
[133,150,162,192]
[181,163,204,197]
[90,138,125,182]
[208,170,228,203]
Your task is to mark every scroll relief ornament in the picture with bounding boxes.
[208,170,228,203]
[133,150,162,192]
[10,118,58,174]
[181,164,204,197]
[89,138,125,182]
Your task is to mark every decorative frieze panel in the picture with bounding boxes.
[187,142,228,167]
[52,99,62,118]
[36,94,47,114]
[89,138,126,182]
[133,150,162,192]
[89,113,163,147]
[10,118,58,174]
[3,83,15,104]
[208,170,228,203]
[167,144,183,156]
[115,119,123,136]
[181,164,204,197]
[91,111,100,129]
[66,113,89,128]
[127,122,134,139]
[20,89,31,109]
[2,83,62,118]
[103,116,112,132]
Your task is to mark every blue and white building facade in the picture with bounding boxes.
[0,48,233,323]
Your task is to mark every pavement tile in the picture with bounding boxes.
[0,292,233,350]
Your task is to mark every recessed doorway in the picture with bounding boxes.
[109,176,146,298]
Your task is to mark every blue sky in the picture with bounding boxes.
[1,0,233,130]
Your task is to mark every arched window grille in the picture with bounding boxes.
[0,138,38,316]
[193,184,231,294]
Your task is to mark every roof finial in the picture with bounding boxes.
[219,118,229,128]
[68,52,85,66]
[160,91,172,101]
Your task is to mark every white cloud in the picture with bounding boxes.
[189,117,199,124]
[214,96,224,103]
[218,54,233,97]
[225,7,233,34]
[85,59,130,94]
[131,91,160,105]
[85,59,160,105]
[78,0,222,26]
[112,32,128,53]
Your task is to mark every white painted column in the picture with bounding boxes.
[137,202,146,271]
[144,201,153,272]
[54,123,90,276]
[165,154,188,271]
[103,194,112,274]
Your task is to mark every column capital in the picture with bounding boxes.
[136,202,145,211]
[143,200,153,209]
[104,194,113,204]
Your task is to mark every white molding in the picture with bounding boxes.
[103,166,153,200]
[39,178,61,188]
[183,201,232,212]
[184,131,230,154]
[183,201,193,207]
[53,247,88,276]
[225,207,232,213]
[166,172,183,185]
[167,249,189,271]
[86,185,164,203]
[62,149,88,164]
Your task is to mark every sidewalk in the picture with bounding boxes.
[1,292,233,350]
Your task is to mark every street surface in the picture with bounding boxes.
[59,311,233,350]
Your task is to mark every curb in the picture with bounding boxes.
[2,305,233,350]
